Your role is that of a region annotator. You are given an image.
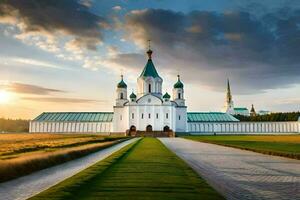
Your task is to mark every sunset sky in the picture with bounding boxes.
[0,0,299,119]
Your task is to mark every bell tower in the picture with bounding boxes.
[222,79,235,114]
[115,75,128,106]
[173,75,185,106]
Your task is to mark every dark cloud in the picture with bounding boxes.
[0,0,107,50]
[122,8,300,94]
[23,97,105,104]
[109,53,145,70]
[3,83,66,95]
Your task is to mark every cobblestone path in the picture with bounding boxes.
[159,138,300,200]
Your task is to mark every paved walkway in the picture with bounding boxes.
[159,138,300,200]
[0,138,139,200]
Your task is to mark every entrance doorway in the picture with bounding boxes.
[130,125,136,132]
[163,126,170,132]
[129,125,136,136]
[146,125,153,132]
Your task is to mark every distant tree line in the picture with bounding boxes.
[0,118,29,133]
[234,112,300,122]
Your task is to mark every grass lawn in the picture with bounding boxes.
[0,133,127,182]
[0,133,125,159]
[30,138,224,200]
[184,135,300,159]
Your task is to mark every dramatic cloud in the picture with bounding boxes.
[82,53,145,72]
[23,97,104,104]
[0,0,107,51]
[109,53,145,70]
[1,82,66,95]
[122,8,300,93]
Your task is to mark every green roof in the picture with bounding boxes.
[117,79,127,88]
[187,112,239,122]
[33,112,113,122]
[140,59,160,78]
[174,80,183,88]
[234,107,248,111]
[163,92,171,99]
[33,112,238,123]
[130,92,137,99]
[174,75,184,88]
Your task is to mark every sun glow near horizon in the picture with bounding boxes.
[0,90,11,104]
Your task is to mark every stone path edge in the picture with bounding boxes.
[0,138,140,200]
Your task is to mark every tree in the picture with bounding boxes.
[234,112,300,122]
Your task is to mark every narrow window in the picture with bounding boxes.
[120,92,123,99]
[148,84,151,93]
[148,113,151,119]
[120,115,122,120]
[142,113,144,119]
[156,113,159,119]
[132,113,134,119]
[178,93,181,99]
[166,113,169,119]
[179,115,181,120]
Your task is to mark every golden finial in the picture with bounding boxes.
[146,39,152,59]
[148,39,151,50]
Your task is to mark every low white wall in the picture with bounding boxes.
[188,121,300,134]
[29,121,113,133]
[30,121,300,134]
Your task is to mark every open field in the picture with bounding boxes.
[30,138,224,200]
[184,135,300,159]
[0,133,127,182]
[0,133,124,159]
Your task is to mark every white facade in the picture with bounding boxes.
[112,49,187,133]
[30,121,112,134]
[137,76,163,98]
[29,116,300,134]
[188,121,300,134]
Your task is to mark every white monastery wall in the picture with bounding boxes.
[188,121,300,134]
[175,107,187,132]
[29,121,113,134]
[30,120,299,134]
[112,106,129,132]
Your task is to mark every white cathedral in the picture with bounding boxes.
[29,48,300,135]
[113,48,187,134]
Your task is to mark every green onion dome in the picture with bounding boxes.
[130,92,136,99]
[173,75,184,89]
[163,92,171,99]
[117,75,127,88]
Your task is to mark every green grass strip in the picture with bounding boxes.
[184,136,300,160]
[0,139,128,183]
[30,138,223,200]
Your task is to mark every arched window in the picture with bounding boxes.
[148,113,151,119]
[178,93,181,99]
[166,113,169,119]
[148,84,151,93]
[120,92,123,99]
